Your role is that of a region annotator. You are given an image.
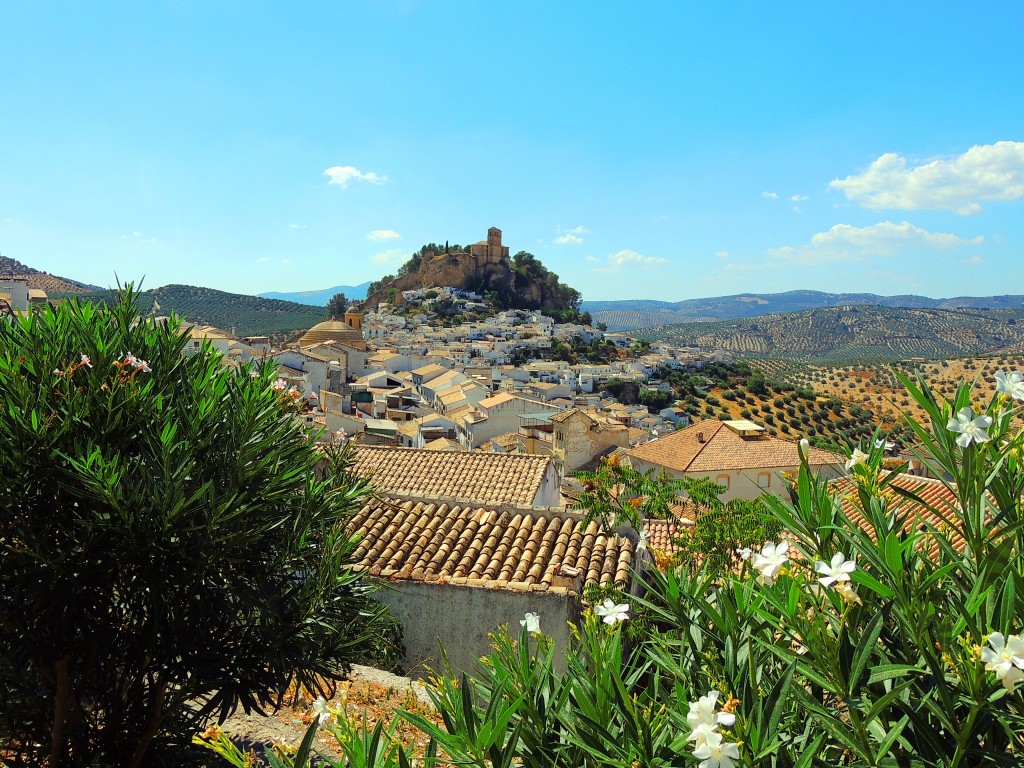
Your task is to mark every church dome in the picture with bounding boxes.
[299,319,364,348]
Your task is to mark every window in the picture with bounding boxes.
[757,472,771,489]
[715,474,731,490]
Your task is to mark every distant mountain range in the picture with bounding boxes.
[258,282,371,306]
[641,304,1024,364]
[582,290,1024,331]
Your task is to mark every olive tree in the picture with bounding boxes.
[0,289,399,767]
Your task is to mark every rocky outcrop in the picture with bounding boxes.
[367,249,566,311]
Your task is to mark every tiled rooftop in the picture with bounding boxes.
[348,497,634,593]
[628,420,842,472]
[351,446,554,507]
[830,473,969,556]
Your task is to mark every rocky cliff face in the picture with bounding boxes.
[367,250,557,310]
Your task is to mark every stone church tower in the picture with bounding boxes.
[469,226,510,265]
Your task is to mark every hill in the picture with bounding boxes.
[365,233,580,313]
[0,253,96,294]
[74,284,326,338]
[642,305,1024,364]
[258,282,371,306]
[583,290,1024,331]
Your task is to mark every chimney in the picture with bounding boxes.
[697,431,705,443]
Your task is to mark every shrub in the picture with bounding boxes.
[0,290,399,767]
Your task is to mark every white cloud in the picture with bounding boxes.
[555,225,587,245]
[715,250,730,259]
[830,141,1024,214]
[370,248,406,264]
[288,223,306,230]
[791,194,808,202]
[121,230,158,244]
[281,258,290,265]
[762,191,779,200]
[323,165,389,187]
[368,229,401,241]
[767,221,983,265]
[960,255,985,264]
[258,257,271,264]
[593,249,668,273]
[585,255,600,263]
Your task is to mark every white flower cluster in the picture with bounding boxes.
[982,632,1024,693]
[686,690,739,768]
[748,541,860,604]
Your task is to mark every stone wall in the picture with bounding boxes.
[375,580,580,678]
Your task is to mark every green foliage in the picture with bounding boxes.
[0,288,399,767]
[511,251,581,312]
[639,388,674,412]
[326,291,348,317]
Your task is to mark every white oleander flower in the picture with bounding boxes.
[752,540,790,584]
[692,731,740,768]
[815,552,856,588]
[845,448,868,471]
[594,598,629,625]
[946,407,992,448]
[982,632,1024,691]
[311,697,333,724]
[686,690,736,737]
[736,547,752,561]
[520,612,540,633]
[79,354,92,368]
[994,370,1024,400]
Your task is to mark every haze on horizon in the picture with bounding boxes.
[1,3,1023,303]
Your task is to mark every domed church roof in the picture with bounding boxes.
[299,319,364,348]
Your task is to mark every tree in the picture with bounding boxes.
[0,289,399,767]
[639,388,673,411]
[326,292,348,318]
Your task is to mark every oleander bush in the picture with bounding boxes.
[204,370,1024,767]
[0,289,399,767]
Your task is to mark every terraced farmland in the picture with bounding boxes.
[749,355,1024,426]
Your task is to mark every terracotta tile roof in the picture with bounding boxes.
[642,518,686,558]
[627,420,842,472]
[351,446,554,507]
[348,497,634,593]
[829,473,970,556]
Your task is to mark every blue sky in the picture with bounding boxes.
[2,2,1023,302]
